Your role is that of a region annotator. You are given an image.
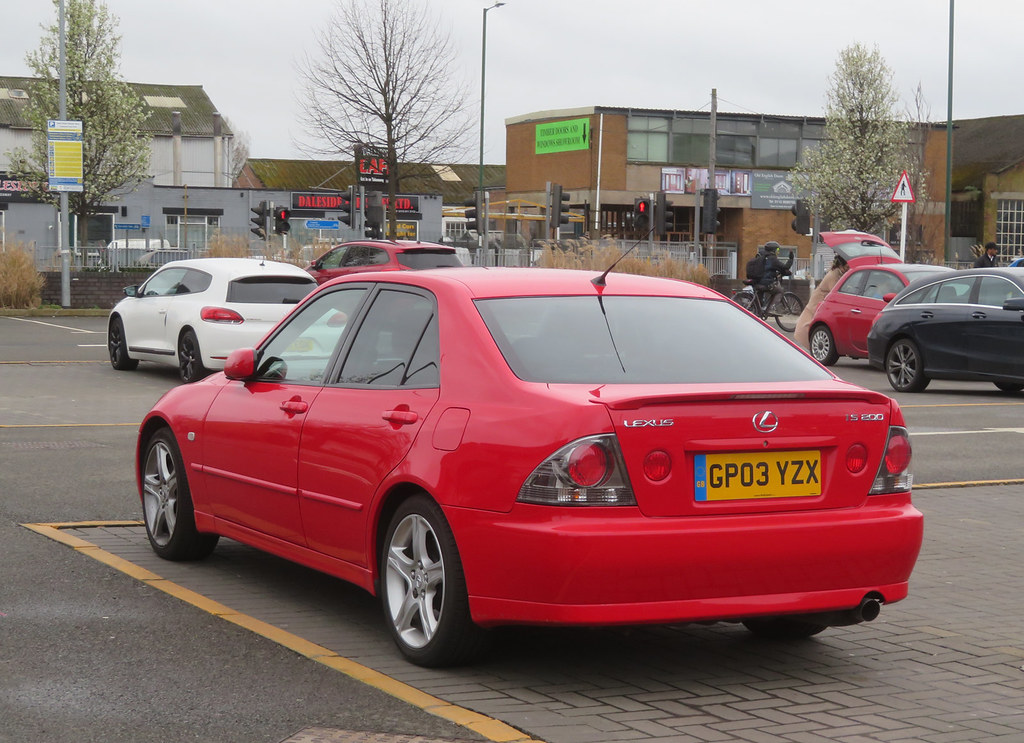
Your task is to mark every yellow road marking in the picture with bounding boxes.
[23,521,546,743]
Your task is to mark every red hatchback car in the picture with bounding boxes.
[306,239,463,284]
[809,262,955,365]
[136,267,922,666]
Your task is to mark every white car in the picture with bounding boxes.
[107,258,317,382]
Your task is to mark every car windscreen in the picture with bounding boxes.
[226,276,317,304]
[396,250,463,269]
[476,295,832,384]
[832,241,901,263]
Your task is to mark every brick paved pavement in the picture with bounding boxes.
[37,484,1024,743]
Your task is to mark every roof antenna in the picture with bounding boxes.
[592,229,650,287]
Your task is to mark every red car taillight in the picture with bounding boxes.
[518,435,636,506]
[868,426,913,494]
[201,306,244,324]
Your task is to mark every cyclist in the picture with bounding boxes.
[755,241,794,313]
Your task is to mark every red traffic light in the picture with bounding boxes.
[273,207,291,235]
[637,200,648,214]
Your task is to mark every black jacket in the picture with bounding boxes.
[760,251,794,285]
[974,253,998,268]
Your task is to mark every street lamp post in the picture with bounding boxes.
[479,1,504,265]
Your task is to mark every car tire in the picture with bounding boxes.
[885,338,930,393]
[178,329,210,383]
[141,428,219,561]
[108,316,139,371]
[994,382,1024,393]
[742,617,827,640]
[380,494,489,667]
[809,324,839,366]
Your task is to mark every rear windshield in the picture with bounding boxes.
[227,276,317,304]
[396,250,463,269]
[476,295,831,384]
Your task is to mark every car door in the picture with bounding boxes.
[308,245,346,284]
[846,269,906,356]
[199,286,369,544]
[911,275,977,373]
[824,269,868,354]
[968,276,1024,378]
[120,267,189,356]
[297,285,441,567]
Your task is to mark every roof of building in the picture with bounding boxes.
[0,76,231,137]
[950,115,1024,189]
[238,158,506,203]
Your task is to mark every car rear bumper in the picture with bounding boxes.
[446,493,923,627]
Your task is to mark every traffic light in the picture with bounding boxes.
[464,192,481,232]
[365,191,384,238]
[701,188,720,233]
[548,182,570,233]
[338,188,353,227]
[634,197,651,231]
[791,199,810,234]
[273,207,291,235]
[250,200,269,239]
[654,191,672,235]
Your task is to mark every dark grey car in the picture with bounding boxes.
[867,268,1024,392]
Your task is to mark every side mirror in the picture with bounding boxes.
[1002,297,1024,312]
[123,285,139,298]
[882,292,898,303]
[224,347,257,380]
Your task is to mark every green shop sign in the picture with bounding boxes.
[535,118,591,154]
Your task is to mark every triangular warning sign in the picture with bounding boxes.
[891,171,915,203]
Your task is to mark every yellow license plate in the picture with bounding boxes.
[286,337,315,353]
[694,450,821,501]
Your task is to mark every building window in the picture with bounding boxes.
[166,214,219,253]
[757,137,799,167]
[716,135,755,167]
[996,199,1024,255]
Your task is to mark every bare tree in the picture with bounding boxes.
[297,0,473,238]
[11,0,150,248]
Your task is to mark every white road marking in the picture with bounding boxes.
[5,317,100,334]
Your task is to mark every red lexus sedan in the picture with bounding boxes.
[136,267,922,666]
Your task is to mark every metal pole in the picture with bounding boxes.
[58,0,70,307]
[944,0,954,262]
[479,3,503,257]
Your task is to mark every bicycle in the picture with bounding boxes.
[731,276,804,332]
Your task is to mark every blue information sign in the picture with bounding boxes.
[114,223,141,230]
[305,219,341,230]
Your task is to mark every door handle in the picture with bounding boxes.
[383,409,418,424]
[971,311,987,319]
[280,397,308,415]
[850,308,862,314]
[920,311,934,319]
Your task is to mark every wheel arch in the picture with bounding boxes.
[371,482,440,594]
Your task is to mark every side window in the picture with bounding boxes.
[342,246,371,267]
[255,287,367,384]
[863,271,904,300]
[320,247,345,269]
[977,276,1024,306]
[898,281,941,306]
[837,271,868,296]
[368,247,390,265]
[177,269,213,295]
[140,268,188,297]
[935,277,976,304]
[337,289,439,387]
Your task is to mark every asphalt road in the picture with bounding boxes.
[2,314,1023,743]
[0,316,484,743]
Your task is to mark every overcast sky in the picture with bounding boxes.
[2,1,1017,164]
